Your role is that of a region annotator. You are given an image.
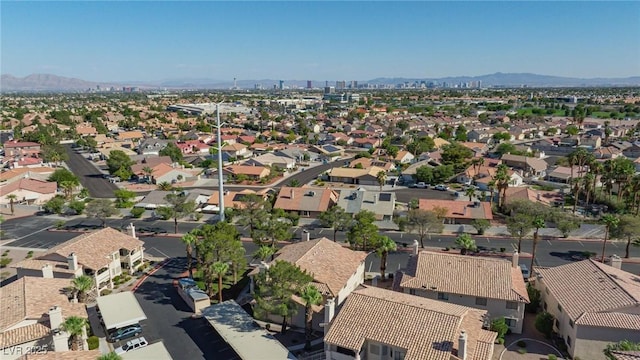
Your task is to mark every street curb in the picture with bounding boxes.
[131,258,172,292]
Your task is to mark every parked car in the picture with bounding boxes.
[434,184,449,191]
[115,337,148,354]
[108,324,142,342]
[519,264,530,280]
[415,182,427,189]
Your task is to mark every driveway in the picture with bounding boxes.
[64,144,118,198]
[496,315,564,360]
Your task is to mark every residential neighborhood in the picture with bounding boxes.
[1,87,640,360]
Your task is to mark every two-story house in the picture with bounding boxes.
[396,250,529,333]
[12,227,144,293]
[324,286,497,360]
[533,258,640,360]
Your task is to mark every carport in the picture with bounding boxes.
[97,291,147,330]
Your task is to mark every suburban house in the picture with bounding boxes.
[393,150,415,164]
[145,163,195,185]
[328,166,386,186]
[221,143,252,159]
[0,178,57,205]
[324,286,497,360]
[273,187,338,218]
[0,277,93,359]
[12,227,144,293]
[202,189,269,213]
[3,140,41,157]
[500,154,548,178]
[116,130,145,143]
[250,238,367,331]
[546,166,598,185]
[418,199,493,224]
[396,250,529,334]
[137,139,170,155]
[504,187,565,208]
[0,167,56,185]
[533,258,640,360]
[348,158,395,172]
[244,153,296,170]
[221,165,270,181]
[336,190,396,221]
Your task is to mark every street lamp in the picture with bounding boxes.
[210,101,225,222]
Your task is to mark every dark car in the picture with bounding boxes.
[108,324,142,342]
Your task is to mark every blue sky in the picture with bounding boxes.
[2,1,639,82]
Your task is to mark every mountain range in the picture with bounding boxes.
[2,72,639,91]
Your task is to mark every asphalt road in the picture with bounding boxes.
[64,144,118,198]
[282,158,354,186]
[134,258,240,360]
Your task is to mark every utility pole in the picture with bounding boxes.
[210,101,225,222]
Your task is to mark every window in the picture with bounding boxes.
[475,297,488,306]
[506,301,518,310]
[394,350,406,360]
[369,344,380,355]
[381,345,388,356]
[409,289,416,295]
[505,318,517,327]
[437,292,449,300]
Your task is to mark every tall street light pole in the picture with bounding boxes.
[216,103,225,222]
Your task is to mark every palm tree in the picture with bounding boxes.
[71,275,94,303]
[253,245,276,262]
[493,164,510,209]
[142,166,154,183]
[487,181,496,208]
[376,171,387,192]
[582,173,595,207]
[375,236,397,281]
[530,216,546,272]
[5,194,17,215]
[60,180,78,201]
[61,316,87,351]
[300,284,323,351]
[182,232,197,278]
[455,233,477,255]
[157,181,173,191]
[600,214,620,262]
[571,177,582,214]
[97,353,122,360]
[464,187,475,201]
[211,261,229,304]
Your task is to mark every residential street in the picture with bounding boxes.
[64,144,118,198]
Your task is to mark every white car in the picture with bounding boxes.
[115,337,148,354]
[415,182,427,188]
[434,184,449,191]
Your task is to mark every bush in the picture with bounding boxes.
[44,196,66,214]
[526,283,541,313]
[68,200,86,215]
[87,336,99,350]
[0,257,12,268]
[535,312,555,338]
[100,289,112,296]
[518,348,527,354]
[516,340,527,348]
[490,318,509,342]
[55,220,66,229]
[548,355,557,360]
[497,338,505,345]
[130,207,145,218]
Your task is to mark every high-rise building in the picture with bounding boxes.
[351,80,358,89]
[279,80,284,90]
[307,80,312,89]
[336,80,346,90]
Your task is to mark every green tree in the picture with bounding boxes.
[114,189,136,208]
[194,222,244,294]
[48,168,79,184]
[525,283,541,313]
[253,245,277,262]
[611,214,640,258]
[441,142,474,172]
[493,164,511,209]
[5,194,17,215]
[464,187,475,201]
[556,216,580,238]
[530,216,546,271]
[182,232,197,277]
[471,219,490,235]
[253,209,294,247]
[71,275,94,303]
[236,194,270,239]
[85,199,118,227]
[374,236,397,281]
[253,260,313,334]
[604,340,640,360]
[406,209,443,248]
[97,353,122,360]
[376,171,387,192]
[106,150,135,179]
[454,124,468,141]
[565,124,579,136]
[157,181,173,191]
[142,166,154,182]
[61,316,87,351]
[59,180,79,201]
[43,196,66,214]
[495,142,517,156]
[347,210,378,251]
[155,193,197,234]
[211,261,229,304]
[506,213,533,252]
[490,318,509,343]
[318,206,352,242]
[159,142,183,162]
[600,214,620,262]
[455,233,477,255]
[535,312,554,339]
[300,284,323,350]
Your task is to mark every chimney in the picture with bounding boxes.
[49,306,63,330]
[50,306,70,351]
[323,298,336,336]
[413,240,419,256]
[129,223,136,239]
[290,189,294,199]
[42,264,54,278]
[302,230,310,242]
[609,254,622,270]
[67,253,78,271]
[458,331,468,360]
[512,250,519,268]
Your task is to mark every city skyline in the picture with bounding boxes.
[2,1,639,82]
